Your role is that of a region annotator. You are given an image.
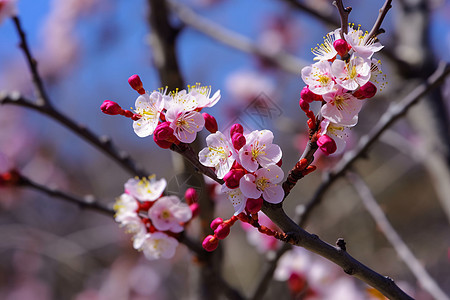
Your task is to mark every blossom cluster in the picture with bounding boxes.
[199,124,284,215]
[300,25,386,155]
[114,175,198,260]
[101,75,220,147]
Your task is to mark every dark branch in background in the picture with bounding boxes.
[166,0,307,74]
[366,0,393,42]
[299,62,450,227]
[12,16,50,107]
[0,92,147,177]
[333,0,351,37]
[347,172,450,300]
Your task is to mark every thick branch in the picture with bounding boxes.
[300,62,450,226]
[166,0,307,74]
[0,92,147,177]
[347,171,450,300]
[333,0,351,37]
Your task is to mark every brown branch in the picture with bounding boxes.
[333,0,352,38]
[0,92,147,177]
[300,61,450,227]
[366,0,393,43]
[347,171,450,300]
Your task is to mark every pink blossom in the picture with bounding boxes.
[148,196,192,233]
[239,165,284,204]
[239,130,282,172]
[301,61,335,95]
[321,87,362,126]
[311,28,340,61]
[199,131,236,179]
[319,119,351,155]
[331,55,371,91]
[344,26,383,59]
[166,106,205,143]
[125,176,167,202]
[133,92,165,138]
[221,185,247,215]
[133,232,179,260]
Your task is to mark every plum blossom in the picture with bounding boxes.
[319,119,351,154]
[311,28,340,61]
[148,196,192,233]
[133,92,165,138]
[321,87,362,126]
[370,58,387,91]
[133,232,179,260]
[301,61,335,95]
[164,89,197,113]
[344,26,383,59]
[125,176,167,202]
[221,185,247,215]
[239,165,284,204]
[165,104,205,143]
[198,131,236,179]
[188,83,221,109]
[0,0,17,24]
[331,54,371,91]
[114,193,139,221]
[239,130,282,172]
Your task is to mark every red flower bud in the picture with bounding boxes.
[210,217,224,230]
[300,86,321,103]
[333,39,349,57]
[223,168,246,189]
[100,100,123,115]
[353,82,377,99]
[230,123,244,136]
[214,223,230,240]
[245,197,263,214]
[154,122,174,141]
[299,99,310,111]
[185,187,198,205]
[153,134,173,149]
[189,203,200,218]
[202,113,218,133]
[231,133,246,150]
[317,134,337,156]
[128,74,145,95]
[202,235,219,252]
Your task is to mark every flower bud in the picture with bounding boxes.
[333,39,349,57]
[230,123,244,136]
[299,99,310,111]
[122,110,134,118]
[202,113,218,133]
[300,86,321,103]
[288,273,307,294]
[189,203,200,218]
[153,134,173,149]
[245,197,263,214]
[353,82,377,99]
[202,235,219,252]
[185,188,198,205]
[214,223,230,240]
[317,134,337,156]
[231,133,246,150]
[154,122,174,141]
[100,100,123,115]
[128,74,145,94]
[223,168,246,189]
[210,217,224,230]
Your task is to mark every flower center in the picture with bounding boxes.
[208,146,228,160]
[318,75,330,85]
[255,177,269,191]
[333,95,348,111]
[161,210,171,220]
[349,65,358,79]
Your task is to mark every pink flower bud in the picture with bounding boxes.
[128,74,145,94]
[299,99,310,111]
[189,203,200,218]
[245,197,263,214]
[230,123,244,136]
[300,86,321,103]
[231,133,246,150]
[353,82,377,99]
[210,217,224,230]
[202,235,219,252]
[214,223,230,240]
[154,122,174,141]
[317,134,337,156]
[333,39,349,57]
[153,134,173,149]
[185,187,198,205]
[223,169,246,189]
[100,100,123,115]
[202,113,218,133]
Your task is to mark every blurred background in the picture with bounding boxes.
[0,0,449,299]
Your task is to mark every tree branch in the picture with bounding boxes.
[166,0,307,75]
[366,0,393,43]
[347,171,450,300]
[333,0,352,37]
[0,92,147,177]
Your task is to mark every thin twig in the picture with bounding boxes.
[0,92,147,177]
[166,0,307,75]
[333,0,351,38]
[347,171,450,300]
[366,0,393,43]
[12,16,51,107]
[300,62,450,227]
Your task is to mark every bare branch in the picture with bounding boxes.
[0,92,147,177]
[300,62,450,226]
[166,0,307,75]
[347,171,450,300]
[333,0,352,38]
[366,0,393,43]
